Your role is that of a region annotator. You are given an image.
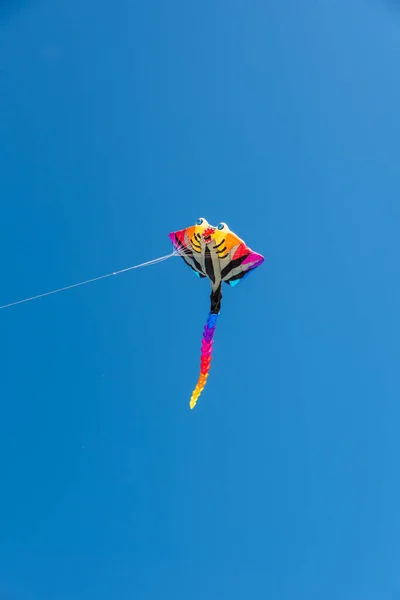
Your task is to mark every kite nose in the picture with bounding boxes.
[202,227,215,236]
[202,227,215,244]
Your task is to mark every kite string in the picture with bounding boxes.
[0,250,179,310]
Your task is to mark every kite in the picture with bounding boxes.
[1,217,264,412]
[169,217,264,409]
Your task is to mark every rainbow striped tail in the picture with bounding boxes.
[189,312,219,409]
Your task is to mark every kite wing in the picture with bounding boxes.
[219,230,264,287]
[168,227,207,278]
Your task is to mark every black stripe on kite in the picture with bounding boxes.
[204,246,215,283]
[210,283,222,314]
[225,270,248,285]
[191,266,206,278]
[191,237,201,250]
[220,253,249,280]
[213,238,226,249]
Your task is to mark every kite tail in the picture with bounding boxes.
[189,313,219,409]
[189,284,222,410]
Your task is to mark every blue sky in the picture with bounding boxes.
[1,0,400,598]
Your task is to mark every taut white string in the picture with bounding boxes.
[0,250,179,310]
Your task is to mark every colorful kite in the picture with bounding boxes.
[1,217,263,412]
[169,218,264,409]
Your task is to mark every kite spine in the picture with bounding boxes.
[189,312,219,409]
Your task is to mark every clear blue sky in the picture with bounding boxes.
[1,1,400,598]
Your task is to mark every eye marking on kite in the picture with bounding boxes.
[217,222,228,231]
[196,217,209,228]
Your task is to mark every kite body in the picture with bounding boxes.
[169,218,264,409]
